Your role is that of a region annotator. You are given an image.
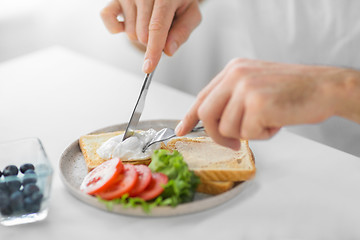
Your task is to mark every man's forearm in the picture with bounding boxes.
[324,68,360,123]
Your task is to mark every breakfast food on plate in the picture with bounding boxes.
[165,137,255,194]
[166,137,255,181]
[79,129,255,199]
[80,158,169,201]
[79,129,162,172]
[80,150,200,213]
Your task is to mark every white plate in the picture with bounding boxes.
[59,119,249,217]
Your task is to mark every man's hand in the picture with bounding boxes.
[101,0,201,73]
[175,58,360,150]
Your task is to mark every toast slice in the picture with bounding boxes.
[166,137,256,182]
[79,131,152,172]
[196,181,235,195]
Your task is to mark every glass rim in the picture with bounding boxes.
[0,137,53,175]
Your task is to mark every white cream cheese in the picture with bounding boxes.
[96,128,160,161]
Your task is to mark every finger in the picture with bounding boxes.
[120,0,137,41]
[100,0,125,33]
[240,94,276,140]
[266,127,281,138]
[177,60,242,136]
[163,1,201,56]
[198,78,241,150]
[136,0,154,45]
[218,83,245,140]
[198,90,240,150]
[176,67,229,136]
[142,1,176,73]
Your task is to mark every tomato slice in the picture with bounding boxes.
[129,165,152,197]
[136,172,168,201]
[97,164,138,200]
[80,158,123,195]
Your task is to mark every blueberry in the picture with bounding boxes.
[1,206,13,216]
[3,165,18,176]
[5,176,22,193]
[0,191,10,209]
[24,169,35,175]
[31,191,43,204]
[20,163,35,174]
[23,183,40,197]
[9,191,24,211]
[22,173,37,185]
[0,181,9,194]
[24,196,41,213]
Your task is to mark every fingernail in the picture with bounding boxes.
[169,42,178,56]
[142,59,152,73]
[175,121,183,135]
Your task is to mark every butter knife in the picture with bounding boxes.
[122,71,155,141]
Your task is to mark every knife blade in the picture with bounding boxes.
[122,71,155,141]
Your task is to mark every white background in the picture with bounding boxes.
[1,0,360,155]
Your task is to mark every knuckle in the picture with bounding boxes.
[229,64,252,78]
[192,7,202,25]
[174,26,190,43]
[228,58,249,68]
[149,20,165,32]
[100,8,108,19]
[197,104,207,120]
[237,78,254,92]
[248,92,266,109]
[197,104,212,122]
[196,89,208,103]
[100,7,113,20]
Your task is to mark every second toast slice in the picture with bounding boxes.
[166,137,255,182]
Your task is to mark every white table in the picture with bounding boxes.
[1,46,360,239]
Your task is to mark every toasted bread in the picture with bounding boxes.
[79,131,255,195]
[79,131,152,172]
[166,137,256,182]
[197,181,235,195]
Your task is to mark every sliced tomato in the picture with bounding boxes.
[97,164,138,200]
[129,165,152,197]
[80,158,123,195]
[136,172,168,201]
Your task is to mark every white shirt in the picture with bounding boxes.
[155,0,360,156]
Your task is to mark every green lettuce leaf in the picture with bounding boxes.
[149,149,200,206]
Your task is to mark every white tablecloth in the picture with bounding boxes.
[1,47,360,239]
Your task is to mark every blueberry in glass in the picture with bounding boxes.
[22,172,37,185]
[24,196,41,213]
[3,165,18,177]
[0,182,9,194]
[0,191,10,209]
[20,164,35,174]
[1,206,13,216]
[5,176,22,193]
[23,183,40,197]
[9,191,24,212]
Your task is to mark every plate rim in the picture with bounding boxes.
[59,119,249,217]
